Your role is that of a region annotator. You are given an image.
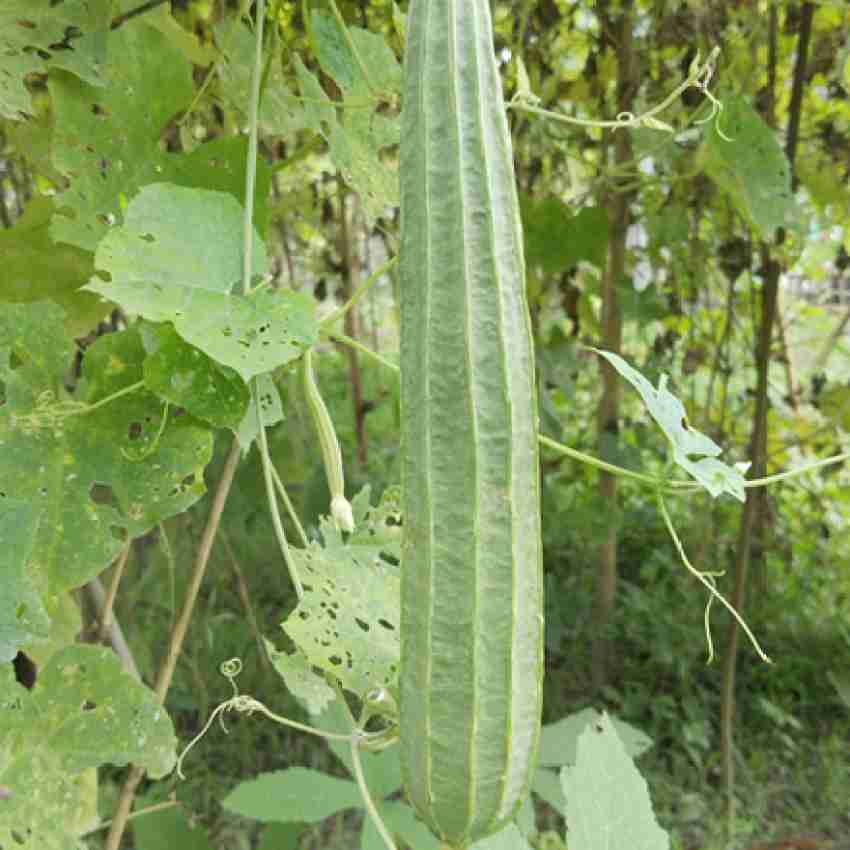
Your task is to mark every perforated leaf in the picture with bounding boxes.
[0,303,213,599]
[264,639,336,715]
[281,489,401,699]
[0,645,177,850]
[298,13,401,220]
[0,0,108,120]
[703,94,798,237]
[215,20,307,142]
[561,714,669,850]
[49,23,194,250]
[593,349,747,500]
[87,183,318,381]
[0,499,49,663]
[141,322,250,431]
[236,373,284,454]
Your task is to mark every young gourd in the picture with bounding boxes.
[398,1,544,847]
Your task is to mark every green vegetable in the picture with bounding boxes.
[303,347,354,532]
[398,1,544,846]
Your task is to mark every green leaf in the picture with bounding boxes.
[236,373,284,454]
[521,198,609,274]
[819,384,850,431]
[0,645,177,850]
[215,20,307,142]
[361,800,441,850]
[169,135,274,237]
[0,198,95,303]
[0,305,213,595]
[222,768,363,823]
[87,183,318,381]
[282,489,401,699]
[93,183,267,294]
[49,23,194,250]
[531,766,565,814]
[256,823,305,850]
[703,94,798,238]
[560,713,669,850]
[298,16,401,221]
[132,804,214,850]
[472,823,534,850]
[321,702,402,802]
[538,708,654,767]
[264,638,336,715]
[0,0,109,120]
[592,349,747,500]
[141,323,250,431]
[0,499,49,662]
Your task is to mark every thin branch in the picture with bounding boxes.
[220,532,271,673]
[104,438,243,850]
[82,576,141,682]
[98,542,131,642]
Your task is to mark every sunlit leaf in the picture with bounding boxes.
[282,488,401,699]
[561,713,669,850]
[87,183,318,381]
[0,645,177,850]
[223,768,363,823]
[0,499,49,662]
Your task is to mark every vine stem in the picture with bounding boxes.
[329,333,850,495]
[509,46,723,134]
[97,542,131,642]
[104,438,243,850]
[320,257,397,329]
[240,0,303,599]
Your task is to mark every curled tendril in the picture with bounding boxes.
[220,658,243,696]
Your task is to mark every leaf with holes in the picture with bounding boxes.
[86,184,318,381]
[0,499,49,663]
[49,23,194,250]
[140,322,250,431]
[236,373,284,454]
[0,0,109,120]
[297,12,401,221]
[280,489,401,700]
[0,644,176,850]
[214,20,307,144]
[0,302,213,604]
[263,639,336,716]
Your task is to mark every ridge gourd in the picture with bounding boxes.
[398,0,544,846]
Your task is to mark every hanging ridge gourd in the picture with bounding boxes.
[399,0,544,847]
